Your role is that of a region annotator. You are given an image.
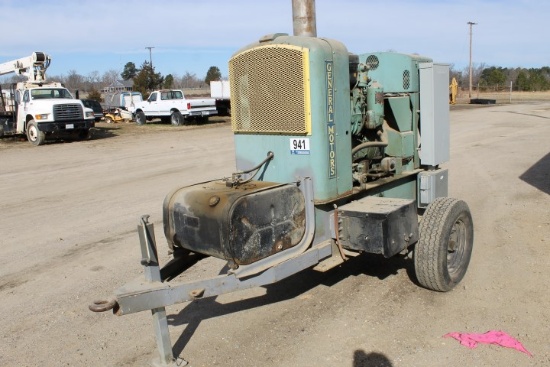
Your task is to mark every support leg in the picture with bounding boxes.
[139,216,181,366]
[151,307,180,367]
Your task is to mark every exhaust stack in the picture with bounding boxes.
[292,0,317,37]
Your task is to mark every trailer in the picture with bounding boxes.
[90,1,474,365]
[104,91,143,113]
[210,80,231,116]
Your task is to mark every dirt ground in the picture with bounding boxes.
[1,103,549,367]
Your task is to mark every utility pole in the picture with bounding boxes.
[467,22,477,99]
[145,46,155,67]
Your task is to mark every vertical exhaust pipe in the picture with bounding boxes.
[292,0,317,37]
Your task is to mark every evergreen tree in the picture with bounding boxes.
[87,88,103,103]
[164,74,174,89]
[121,62,138,80]
[205,66,222,84]
[133,61,164,97]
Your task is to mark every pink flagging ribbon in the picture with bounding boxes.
[443,330,532,357]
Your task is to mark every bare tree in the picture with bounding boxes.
[462,62,486,91]
[101,69,121,88]
[86,71,102,91]
[180,72,202,88]
[64,70,85,93]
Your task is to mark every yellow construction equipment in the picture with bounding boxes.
[449,77,458,104]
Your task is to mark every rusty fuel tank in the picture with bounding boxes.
[163,180,306,266]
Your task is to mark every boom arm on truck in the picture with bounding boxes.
[0,52,51,82]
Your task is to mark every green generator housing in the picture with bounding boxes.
[229,34,442,204]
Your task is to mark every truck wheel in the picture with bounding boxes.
[170,111,183,126]
[78,129,91,140]
[26,120,46,146]
[135,111,146,125]
[414,197,473,292]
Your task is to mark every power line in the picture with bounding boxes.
[145,46,155,68]
[467,22,477,99]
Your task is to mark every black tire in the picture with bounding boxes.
[26,120,46,146]
[414,197,473,292]
[135,111,146,125]
[170,111,183,126]
[78,129,91,141]
[105,116,113,124]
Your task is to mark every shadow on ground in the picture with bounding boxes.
[89,126,119,140]
[165,252,415,359]
[520,152,550,195]
[0,126,118,146]
[354,350,393,367]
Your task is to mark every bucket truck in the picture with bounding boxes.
[0,52,95,146]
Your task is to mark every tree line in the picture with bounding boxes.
[3,59,548,100]
[450,64,550,92]
[120,60,222,99]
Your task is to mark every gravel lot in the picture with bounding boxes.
[1,104,549,367]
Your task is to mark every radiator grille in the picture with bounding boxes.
[53,104,83,121]
[229,44,310,134]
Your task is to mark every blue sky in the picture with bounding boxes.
[1,0,548,80]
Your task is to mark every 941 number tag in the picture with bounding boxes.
[290,138,310,155]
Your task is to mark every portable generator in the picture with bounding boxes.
[91,1,474,365]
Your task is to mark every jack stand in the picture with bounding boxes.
[138,215,185,367]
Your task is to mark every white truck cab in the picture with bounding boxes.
[133,89,217,126]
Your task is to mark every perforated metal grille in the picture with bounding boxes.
[366,55,379,70]
[53,103,83,120]
[229,45,310,134]
[403,70,411,89]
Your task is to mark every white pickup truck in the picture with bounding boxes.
[133,89,217,125]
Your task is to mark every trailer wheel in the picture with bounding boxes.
[26,120,45,146]
[135,111,146,125]
[170,111,183,126]
[414,197,473,292]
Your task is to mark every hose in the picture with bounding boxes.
[351,127,388,156]
[228,151,274,186]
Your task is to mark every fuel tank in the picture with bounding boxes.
[163,180,306,266]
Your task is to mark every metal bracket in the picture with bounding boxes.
[230,176,316,278]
